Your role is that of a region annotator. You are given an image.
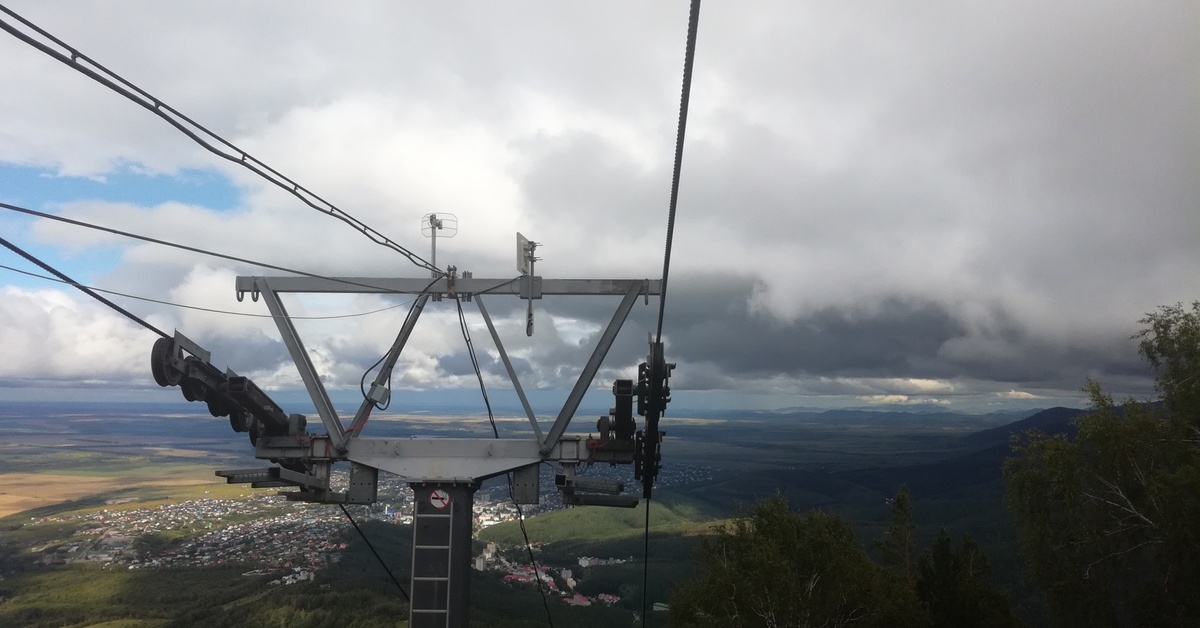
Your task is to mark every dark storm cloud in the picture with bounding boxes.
[675,296,963,376]
[637,272,1146,390]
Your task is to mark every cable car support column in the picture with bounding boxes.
[409,482,476,628]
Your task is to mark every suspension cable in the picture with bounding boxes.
[0,234,168,339]
[655,0,702,344]
[0,3,440,276]
[338,504,411,601]
[0,263,415,321]
[1,201,418,294]
[644,1,702,625]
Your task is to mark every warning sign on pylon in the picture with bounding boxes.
[429,488,451,510]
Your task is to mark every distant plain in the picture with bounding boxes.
[0,399,1065,624]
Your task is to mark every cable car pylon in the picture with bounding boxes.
[151,254,672,627]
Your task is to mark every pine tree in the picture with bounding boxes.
[878,484,917,583]
[915,529,1018,628]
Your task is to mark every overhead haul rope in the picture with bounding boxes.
[1,201,434,295]
[0,263,417,321]
[643,1,702,625]
[0,234,169,339]
[656,0,700,345]
[0,3,440,276]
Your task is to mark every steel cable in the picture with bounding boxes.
[655,0,702,344]
[0,234,169,339]
[644,1,702,625]
[339,504,411,601]
[2,201,426,295]
[0,3,440,276]
[0,263,416,321]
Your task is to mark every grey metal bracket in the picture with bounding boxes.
[555,467,638,508]
[347,462,379,503]
[344,435,632,482]
[216,462,376,505]
[215,465,326,490]
[215,467,279,484]
[171,330,211,364]
[510,464,540,504]
[562,493,640,508]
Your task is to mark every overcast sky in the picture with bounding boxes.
[0,1,1196,414]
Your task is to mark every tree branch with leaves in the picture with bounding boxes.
[1005,300,1200,627]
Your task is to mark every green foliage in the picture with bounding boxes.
[669,490,1024,627]
[319,520,412,595]
[669,495,924,627]
[878,484,917,582]
[1005,301,1200,627]
[1136,301,1200,415]
[0,565,275,628]
[162,585,407,628]
[916,530,1019,628]
[476,491,717,549]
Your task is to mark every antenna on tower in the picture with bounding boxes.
[517,232,540,336]
[422,213,458,277]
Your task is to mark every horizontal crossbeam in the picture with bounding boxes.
[235,275,660,297]
[344,436,628,481]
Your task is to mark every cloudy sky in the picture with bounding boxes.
[0,1,1195,414]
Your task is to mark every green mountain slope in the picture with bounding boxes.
[477,490,721,548]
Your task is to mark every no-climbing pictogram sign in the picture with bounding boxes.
[429,488,451,510]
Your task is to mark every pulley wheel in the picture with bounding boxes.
[180,377,207,402]
[150,337,182,387]
[207,397,228,418]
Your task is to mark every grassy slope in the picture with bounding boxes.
[477,490,722,548]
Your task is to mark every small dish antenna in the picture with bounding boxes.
[421,213,458,276]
